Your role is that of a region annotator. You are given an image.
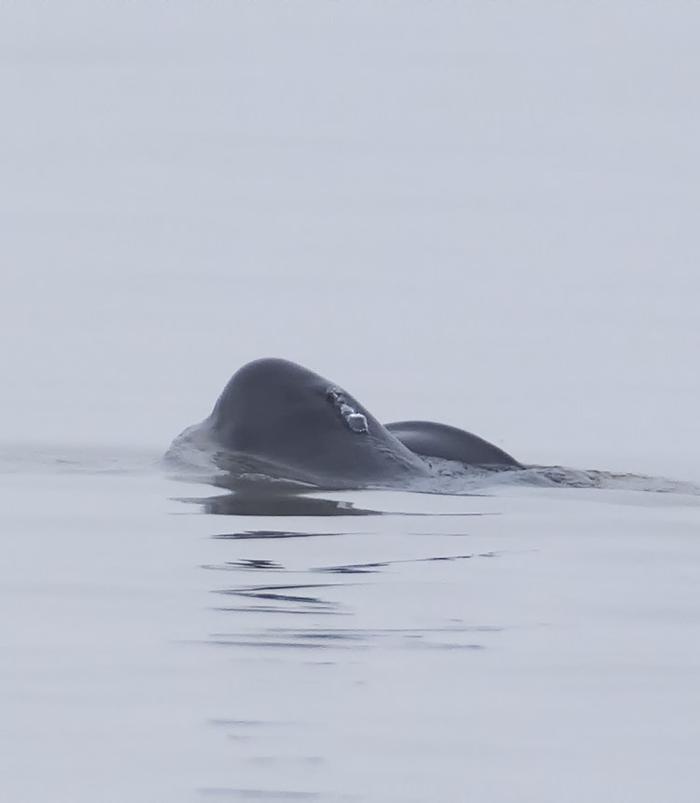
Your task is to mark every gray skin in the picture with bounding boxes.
[385,421,521,468]
[172,357,519,489]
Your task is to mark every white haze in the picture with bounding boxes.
[1,3,699,802]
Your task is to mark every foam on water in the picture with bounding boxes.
[163,435,700,502]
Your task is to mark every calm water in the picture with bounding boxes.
[3,450,700,802]
[2,2,699,800]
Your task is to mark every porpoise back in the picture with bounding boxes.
[386,420,520,468]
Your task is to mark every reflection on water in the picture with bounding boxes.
[182,491,385,517]
[7,454,698,802]
[168,465,700,798]
[173,462,700,522]
[312,551,498,574]
[179,486,495,518]
[165,459,700,803]
[202,522,510,635]
[184,466,535,802]
[207,625,495,652]
[204,558,285,571]
[213,531,347,541]
[211,579,349,615]
[202,550,498,576]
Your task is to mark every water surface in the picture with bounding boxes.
[3,450,699,802]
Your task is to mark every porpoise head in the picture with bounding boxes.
[207,357,427,487]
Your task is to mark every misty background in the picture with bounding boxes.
[3,5,700,803]
[2,2,698,478]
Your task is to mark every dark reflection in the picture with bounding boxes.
[206,625,497,652]
[314,561,387,575]
[212,605,342,617]
[174,470,498,516]
[312,551,498,574]
[179,489,493,517]
[203,559,284,571]
[213,530,345,541]
[214,582,348,613]
[207,638,339,650]
[180,491,382,517]
[203,552,499,577]
[183,471,389,515]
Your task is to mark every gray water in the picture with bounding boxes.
[3,451,700,802]
[2,3,700,801]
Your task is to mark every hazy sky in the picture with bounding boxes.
[2,2,698,478]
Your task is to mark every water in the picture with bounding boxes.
[3,452,700,801]
[2,2,700,800]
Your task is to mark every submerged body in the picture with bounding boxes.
[168,358,519,489]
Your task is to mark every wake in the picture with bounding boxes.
[165,439,700,498]
[417,459,700,496]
